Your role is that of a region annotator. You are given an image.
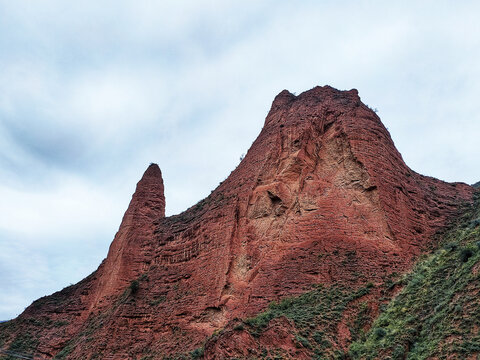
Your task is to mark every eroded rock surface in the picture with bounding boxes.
[0,86,474,359]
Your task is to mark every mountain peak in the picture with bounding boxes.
[3,86,474,359]
[132,163,165,219]
[88,163,166,309]
[265,85,363,128]
[142,162,162,179]
[272,89,296,106]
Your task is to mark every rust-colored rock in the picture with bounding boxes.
[203,318,311,360]
[91,163,166,310]
[0,86,474,359]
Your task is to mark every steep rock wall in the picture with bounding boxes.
[0,86,473,359]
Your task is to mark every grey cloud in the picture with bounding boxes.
[0,229,110,320]
[3,118,84,168]
[0,0,479,320]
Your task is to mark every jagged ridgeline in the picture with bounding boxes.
[0,86,475,359]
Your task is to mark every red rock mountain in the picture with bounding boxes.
[0,86,474,359]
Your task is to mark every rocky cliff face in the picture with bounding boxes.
[91,163,166,311]
[0,86,474,359]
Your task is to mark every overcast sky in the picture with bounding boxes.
[0,0,479,320]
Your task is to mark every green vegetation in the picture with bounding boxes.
[190,347,204,358]
[349,192,480,359]
[0,315,70,359]
[2,187,478,360]
[161,347,205,360]
[53,343,74,359]
[7,332,38,354]
[129,279,140,294]
[241,282,375,359]
[149,295,167,306]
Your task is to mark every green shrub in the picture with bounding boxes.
[149,295,166,306]
[470,218,480,228]
[53,344,74,359]
[190,347,204,358]
[444,242,458,251]
[295,335,312,349]
[233,323,244,331]
[459,248,474,262]
[129,280,140,294]
[392,345,405,359]
[374,328,386,339]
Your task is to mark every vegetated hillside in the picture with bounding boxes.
[0,86,475,359]
[201,192,480,360]
[349,191,480,360]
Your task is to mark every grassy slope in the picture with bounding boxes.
[193,191,480,360]
[349,191,480,359]
[242,283,375,359]
[2,189,478,360]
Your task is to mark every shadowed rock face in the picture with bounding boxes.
[0,86,474,359]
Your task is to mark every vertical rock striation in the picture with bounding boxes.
[91,163,166,310]
[0,86,474,359]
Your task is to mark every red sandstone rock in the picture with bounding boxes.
[90,163,166,311]
[203,317,311,360]
[0,86,474,359]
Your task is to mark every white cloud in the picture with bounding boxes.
[0,175,122,241]
[0,0,479,319]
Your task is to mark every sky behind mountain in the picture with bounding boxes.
[1,0,479,320]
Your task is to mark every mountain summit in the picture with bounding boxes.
[0,86,474,359]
